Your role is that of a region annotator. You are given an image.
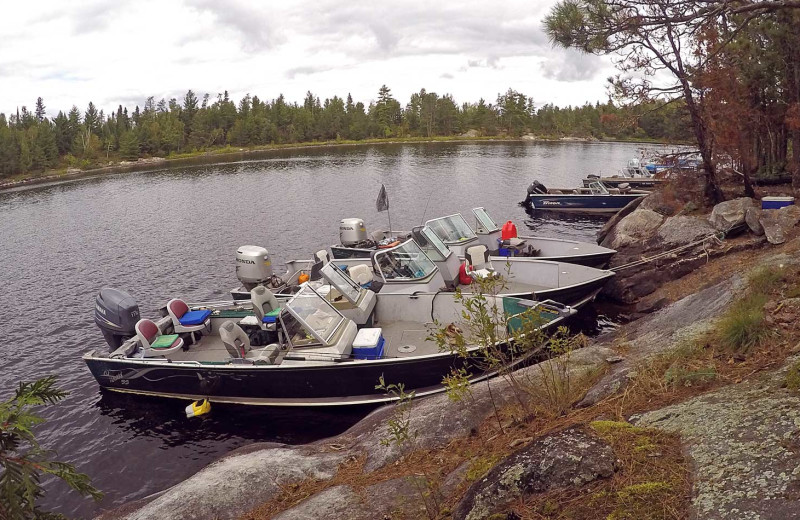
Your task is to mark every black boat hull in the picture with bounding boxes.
[84,342,543,406]
[525,193,646,214]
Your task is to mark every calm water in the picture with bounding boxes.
[0,141,662,517]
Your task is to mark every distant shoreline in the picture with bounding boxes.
[0,135,677,193]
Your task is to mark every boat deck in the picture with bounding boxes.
[377,320,441,358]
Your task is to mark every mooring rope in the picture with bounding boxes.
[611,232,725,272]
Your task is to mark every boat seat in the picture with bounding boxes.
[167,298,211,335]
[251,286,281,325]
[465,245,494,277]
[349,264,373,286]
[316,249,330,264]
[135,318,184,357]
[246,343,282,364]
[371,230,387,241]
[219,320,251,358]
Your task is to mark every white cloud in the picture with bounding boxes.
[0,0,616,117]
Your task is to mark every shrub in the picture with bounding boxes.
[717,292,769,355]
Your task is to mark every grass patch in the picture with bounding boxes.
[786,361,800,391]
[716,290,769,355]
[748,266,787,293]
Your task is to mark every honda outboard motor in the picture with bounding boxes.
[95,287,140,351]
[236,245,274,291]
[339,218,368,246]
[527,180,548,195]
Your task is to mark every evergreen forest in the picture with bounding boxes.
[0,86,692,179]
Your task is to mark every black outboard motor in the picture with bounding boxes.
[95,287,140,351]
[527,180,548,195]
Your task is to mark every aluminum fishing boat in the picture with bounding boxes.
[331,208,615,268]
[85,263,574,406]
[524,180,647,215]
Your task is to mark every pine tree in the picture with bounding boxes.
[34,97,46,122]
[0,376,102,519]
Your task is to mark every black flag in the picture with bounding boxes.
[376,184,389,212]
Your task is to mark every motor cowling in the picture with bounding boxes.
[95,287,140,351]
[527,180,547,195]
[340,218,368,246]
[236,245,274,291]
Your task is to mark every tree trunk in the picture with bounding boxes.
[684,92,723,204]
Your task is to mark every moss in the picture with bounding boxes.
[590,421,646,436]
[786,361,800,391]
[465,456,499,482]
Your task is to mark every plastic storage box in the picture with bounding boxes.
[762,196,795,210]
[353,327,385,360]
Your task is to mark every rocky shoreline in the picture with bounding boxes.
[97,187,800,520]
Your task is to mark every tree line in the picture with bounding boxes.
[0,86,693,178]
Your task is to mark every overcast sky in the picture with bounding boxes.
[0,0,616,117]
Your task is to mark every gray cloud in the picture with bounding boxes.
[301,2,549,61]
[440,73,454,79]
[540,49,604,82]
[286,66,332,79]
[186,0,282,52]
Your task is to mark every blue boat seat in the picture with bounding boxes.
[167,298,212,335]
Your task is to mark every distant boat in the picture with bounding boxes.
[524,180,648,215]
[582,158,665,189]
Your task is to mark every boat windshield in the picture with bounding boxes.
[283,283,346,345]
[472,207,499,233]
[373,240,438,282]
[411,225,450,262]
[588,182,610,195]
[425,214,477,244]
[319,262,361,304]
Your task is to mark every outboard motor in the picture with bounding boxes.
[236,245,274,291]
[527,180,548,195]
[95,287,140,351]
[339,218,368,246]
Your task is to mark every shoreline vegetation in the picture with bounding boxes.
[0,84,695,191]
[0,134,678,192]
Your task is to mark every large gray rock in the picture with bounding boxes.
[120,446,347,520]
[657,215,716,246]
[708,197,756,232]
[634,367,800,519]
[453,427,617,520]
[604,208,664,249]
[759,205,800,245]
[273,478,431,520]
[745,207,764,235]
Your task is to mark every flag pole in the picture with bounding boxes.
[387,205,392,238]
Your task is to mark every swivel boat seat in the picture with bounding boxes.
[251,286,281,328]
[465,245,495,280]
[167,298,212,342]
[316,249,331,264]
[219,321,280,364]
[135,318,184,358]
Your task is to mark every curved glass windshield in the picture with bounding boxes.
[373,240,437,282]
[320,262,361,304]
[473,207,499,233]
[425,214,477,244]
[284,284,345,345]
[412,226,450,262]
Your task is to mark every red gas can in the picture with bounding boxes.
[501,220,518,240]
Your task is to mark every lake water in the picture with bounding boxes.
[0,140,666,517]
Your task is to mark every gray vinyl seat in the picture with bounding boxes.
[218,320,280,364]
[465,245,495,279]
[250,286,281,326]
